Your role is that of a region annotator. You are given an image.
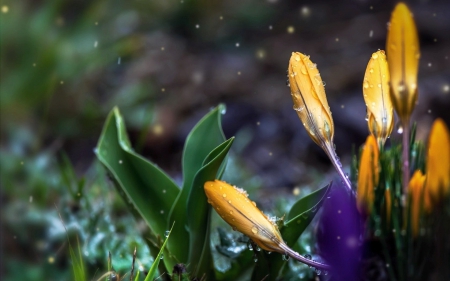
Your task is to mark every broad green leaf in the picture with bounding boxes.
[96,107,180,266]
[277,183,331,277]
[186,138,234,278]
[144,223,174,281]
[168,105,226,263]
[251,183,331,281]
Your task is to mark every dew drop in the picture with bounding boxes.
[251,227,258,234]
[372,53,378,59]
[229,210,233,215]
[165,230,170,237]
[160,254,164,260]
[316,268,322,276]
[295,55,300,62]
[282,254,290,261]
[369,68,374,74]
[304,254,312,260]
[363,82,369,89]
[254,257,258,262]
[293,105,305,112]
[223,194,227,198]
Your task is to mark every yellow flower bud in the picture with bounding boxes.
[357,135,379,214]
[288,52,334,148]
[386,2,420,123]
[425,119,450,202]
[204,180,284,252]
[363,50,394,146]
[204,180,332,271]
[408,170,426,237]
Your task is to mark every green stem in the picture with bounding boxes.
[402,119,410,204]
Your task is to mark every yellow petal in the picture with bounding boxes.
[357,135,379,214]
[408,170,426,237]
[363,50,394,146]
[425,118,450,201]
[288,52,334,147]
[204,180,285,252]
[386,2,420,122]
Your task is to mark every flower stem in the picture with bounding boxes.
[279,243,331,271]
[324,142,353,192]
[402,119,410,203]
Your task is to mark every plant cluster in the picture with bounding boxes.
[86,2,449,281]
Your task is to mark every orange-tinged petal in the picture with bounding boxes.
[408,170,426,237]
[386,2,420,122]
[425,119,450,201]
[385,188,392,222]
[363,50,394,146]
[288,52,334,147]
[357,135,379,214]
[204,180,284,252]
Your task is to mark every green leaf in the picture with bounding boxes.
[281,182,331,246]
[252,183,331,281]
[69,236,86,281]
[167,105,226,263]
[187,138,235,278]
[96,107,180,266]
[144,223,174,281]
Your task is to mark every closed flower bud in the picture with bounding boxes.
[363,50,394,146]
[204,180,284,252]
[357,135,379,215]
[288,52,334,148]
[408,170,426,237]
[425,119,450,202]
[204,180,331,270]
[386,2,420,123]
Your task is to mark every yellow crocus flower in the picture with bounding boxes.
[386,2,420,123]
[408,170,426,237]
[425,118,450,202]
[357,135,379,214]
[204,180,284,252]
[204,180,331,270]
[287,52,334,148]
[363,50,394,146]
[287,52,352,191]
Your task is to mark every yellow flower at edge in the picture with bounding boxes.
[288,52,334,148]
[357,135,379,214]
[386,2,420,123]
[408,170,426,237]
[204,180,285,252]
[363,50,394,146]
[425,118,450,202]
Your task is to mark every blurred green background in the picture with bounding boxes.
[1,0,449,280]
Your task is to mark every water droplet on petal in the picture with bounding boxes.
[251,227,258,234]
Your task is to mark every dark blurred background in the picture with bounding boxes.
[1,0,449,279]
